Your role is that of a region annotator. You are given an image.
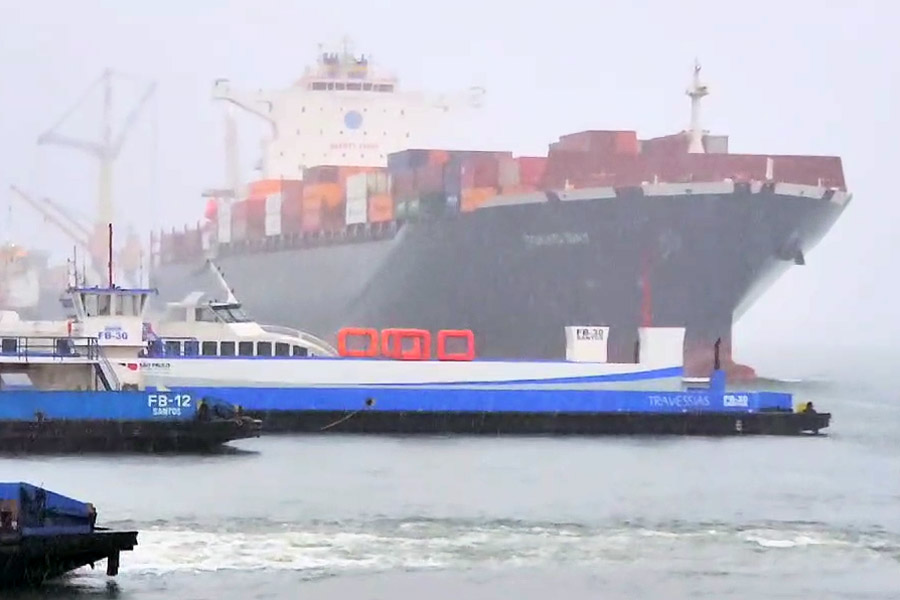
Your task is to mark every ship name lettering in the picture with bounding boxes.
[522,232,590,247]
[723,394,749,408]
[147,393,192,410]
[648,394,710,408]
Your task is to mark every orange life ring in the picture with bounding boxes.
[337,327,380,358]
[436,329,476,361]
[380,328,431,360]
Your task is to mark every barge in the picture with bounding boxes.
[0,482,137,589]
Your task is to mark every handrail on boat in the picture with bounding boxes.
[0,335,101,361]
[258,324,339,356]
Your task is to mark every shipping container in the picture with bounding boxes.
[461,187,498,212]
[280,194,304,235]
[321,200,347,231]
[302,206,321,232]
[368,194,394,223]
[461,155,501,189]
[415,163,444,195]
[390,170,417,199]
[303,165,341,185]
[615,131,639,155]
[247,179,284,198]
[218,202,233,244]
[498,157,520,187]
[248,197,266,233]
[346,194,367,225]
[443,159,462,197]
[388,149,434,171]
[516,157,547,187]
[303,182,343,209]
[265,193,282,237]
[346,172,368,201]
[368,171,391,195]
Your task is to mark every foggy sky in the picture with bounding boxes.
[0,0,897,369]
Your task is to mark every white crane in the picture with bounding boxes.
[36,69,157,228]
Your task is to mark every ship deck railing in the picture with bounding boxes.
[258,325,339,355]
[0,335,104,364]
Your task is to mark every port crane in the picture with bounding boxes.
[9,69,155,287]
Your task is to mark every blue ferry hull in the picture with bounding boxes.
[173,381,830,436]
[0,390,261,453]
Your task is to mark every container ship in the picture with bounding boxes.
[146,41,851,380]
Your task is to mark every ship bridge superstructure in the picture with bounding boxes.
[212,38,486,182]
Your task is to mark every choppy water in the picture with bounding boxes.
[2,355,899,599]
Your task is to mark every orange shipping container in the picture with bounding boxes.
[247,179,284,199]
[303,182,342,209]
[428,150,450,166]
[367,194,394,223]
[461,187,498,212]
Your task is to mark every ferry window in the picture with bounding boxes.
[201,341,218,356]
[165,340,182,356]
[363,83,372,91]
[274,342,290,356]
[335,83,346,90]
[1,338,17,353]
[238,341,254,356]
[97,294,111,316]
[292,345,308,357]
[347,83,361,91]
[220,341,236,356]
[257,341,272,356]
[184,340,200,356]
[311,82,327,90]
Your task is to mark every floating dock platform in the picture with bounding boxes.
[176,371,831,436]
[0,482,137,589]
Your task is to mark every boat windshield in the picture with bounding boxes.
[211,304,251,323]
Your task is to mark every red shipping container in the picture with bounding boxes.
[614,131,639,155]
[516,157,547,187]
[245,197,266,239]
[461,155,500,189]
[302,206,322,232]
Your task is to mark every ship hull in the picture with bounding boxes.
[149,184,848,378]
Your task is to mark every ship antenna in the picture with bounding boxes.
[108,222,114,287]
[686,59,708,154]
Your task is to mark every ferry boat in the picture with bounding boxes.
[0,284,261,453]
[0,277,830,437]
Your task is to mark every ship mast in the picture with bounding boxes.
[686,59,708,154]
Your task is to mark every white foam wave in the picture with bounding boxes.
[104,520,895,576]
